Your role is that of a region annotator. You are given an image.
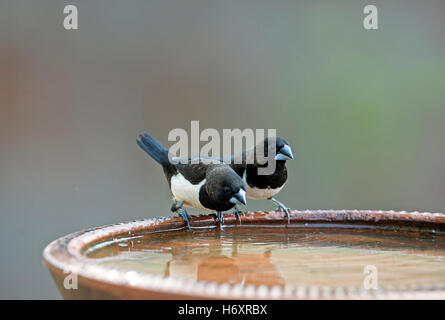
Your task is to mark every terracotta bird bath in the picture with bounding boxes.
[43,210,445,299]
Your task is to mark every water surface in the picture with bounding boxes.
[84,225,445,289]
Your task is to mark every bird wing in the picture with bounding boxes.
[174,158,223,185]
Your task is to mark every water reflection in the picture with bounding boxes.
[165,247,284,286]
[85,227,445,288]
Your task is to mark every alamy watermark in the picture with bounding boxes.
[167,121,279,175]
[363,265,378,290]
[63,268,78,290]
[63,5,78,30]
[62,4,378,31]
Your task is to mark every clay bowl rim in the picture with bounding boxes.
[43,209,445,299]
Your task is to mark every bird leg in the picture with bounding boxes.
[216,211,224,229]
[171,201,192,231]
[268,197,291,224]
[233,206,242,225]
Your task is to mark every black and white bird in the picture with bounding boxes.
[136,132,247,230]
[229,136,294,223]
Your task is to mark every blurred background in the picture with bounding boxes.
[1,0,445,299]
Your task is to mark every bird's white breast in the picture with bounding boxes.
[246,184,284,200]
[170,173,207,210]
[243,171,284,200]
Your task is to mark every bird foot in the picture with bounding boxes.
[178,208,192,231]
[276,205,291,224]
[269,197,291,224]
[233,206,242,225]
[216,212,224,229]
[171,201,192,231]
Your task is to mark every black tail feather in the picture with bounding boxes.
[137,132,170,167]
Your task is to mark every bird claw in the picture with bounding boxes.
[233,206,242,225]
[216,212,224,229]
[269,197,291,224]
[277,205,291,224]
[171,201,192,231]
[178,208,192,231]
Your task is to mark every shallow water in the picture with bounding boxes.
[84,225,445,289]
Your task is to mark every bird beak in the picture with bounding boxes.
[229,189,247,206]
[275,144,294,160]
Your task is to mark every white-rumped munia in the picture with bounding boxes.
[137,132,247,230]
[229,136,294,223]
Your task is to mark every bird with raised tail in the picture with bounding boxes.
[137,132,247,230]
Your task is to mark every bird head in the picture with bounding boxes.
[259,136,294,161]
[206,165,247,206]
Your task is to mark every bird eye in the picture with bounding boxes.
[224,186,231,194]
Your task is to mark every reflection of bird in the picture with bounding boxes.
[229,137,294,223]
[166,249,285,287]
[133,230,285,287]
[137,132,247,229]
